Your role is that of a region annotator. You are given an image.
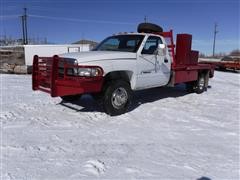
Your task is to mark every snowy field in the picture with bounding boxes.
[1,71,239,180]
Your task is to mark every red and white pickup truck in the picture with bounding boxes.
[32,23,215,116]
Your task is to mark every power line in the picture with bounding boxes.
[0,15,20,19]
[3,0,239,3]
[29,14,136,25]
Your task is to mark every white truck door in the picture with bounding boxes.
[136,35,171,89]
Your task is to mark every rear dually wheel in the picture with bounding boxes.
[195,73,207,94]
[185,72,208,94]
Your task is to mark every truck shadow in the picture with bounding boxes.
[59,94,103,112]
[59,84,190,114]
[130,84,188,112]
[197,177,211,180]
[215,68,240,73]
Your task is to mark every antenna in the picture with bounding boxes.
[144,15,147,23]
[212,23,218,57]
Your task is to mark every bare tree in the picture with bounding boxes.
[229,49,240,56]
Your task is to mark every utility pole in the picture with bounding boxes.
[20,7,28,45]
[24,7,28,44]
[21,14,25,45]
[212,23,218,57]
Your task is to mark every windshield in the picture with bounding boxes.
[94,35,144,52]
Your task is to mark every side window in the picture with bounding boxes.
[99,38,120,50]
[141,36,162,55]
[125,40,137,52]
[127,40,136,47]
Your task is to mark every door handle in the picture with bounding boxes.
[164,59,168,63]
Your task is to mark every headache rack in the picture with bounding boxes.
[32,55,103,97]
[157,30,215,84]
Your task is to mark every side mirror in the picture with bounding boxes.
[157,44,166,56]
[159,44,166,49]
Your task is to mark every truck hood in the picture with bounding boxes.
[59,51,136,63]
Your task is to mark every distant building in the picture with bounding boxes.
[0,43,93,66]
[23,44,91,65]
[0,39,98,68]
[73,39,98,50]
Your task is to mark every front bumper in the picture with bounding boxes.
[32,55,103,97]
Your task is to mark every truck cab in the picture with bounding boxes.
[59,33,171,90]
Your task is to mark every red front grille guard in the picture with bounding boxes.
[32,55,104,97]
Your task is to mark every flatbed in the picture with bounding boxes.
[32,23,215,115]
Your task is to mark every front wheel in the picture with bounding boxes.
[103,80,132,116]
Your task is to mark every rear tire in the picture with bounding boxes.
[137,23,163,33]
[195,73,207,94]
[186,73,208,94]
[185,81,195,93]
[103,80,132,116]
[61,95,81,102]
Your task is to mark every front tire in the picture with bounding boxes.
[103,80,132,116]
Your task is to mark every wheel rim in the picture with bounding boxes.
[111,87,128,109]
[199,76,205,90]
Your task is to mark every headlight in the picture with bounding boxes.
[77,67,103,77]
[73,60,78,74]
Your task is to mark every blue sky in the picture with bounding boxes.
[1,0,239,54]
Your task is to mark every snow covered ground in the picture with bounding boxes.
[1,71,239,180]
